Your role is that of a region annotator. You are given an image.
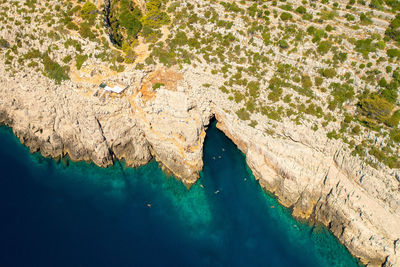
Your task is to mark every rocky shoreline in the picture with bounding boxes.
[1,0,400,265]
[215,108,400,266]
[0,63,399,266]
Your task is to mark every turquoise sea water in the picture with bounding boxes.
[0,122,361,267]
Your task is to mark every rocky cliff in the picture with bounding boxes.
[215,107,400,266]
[1,0,400,266]
[1,62,399,266]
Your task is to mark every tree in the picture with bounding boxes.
[358,94,393,124]
[385,14,400,43]
[80,1,97,24]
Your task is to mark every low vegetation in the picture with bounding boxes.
[0,0,399,169]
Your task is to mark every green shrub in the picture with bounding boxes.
[24,49,41,59]
[234,91,245,103]
[268,89,282,102]
[295,6,306,14]
[385,14,400,44]
[344,13,356,21]
[261,106,282,121]
[279,39,289,49]
[320,68,337,78]
[329,82,354,109]
[246,100,256,113]
[283,94,292,103]
[333,52,347,63]
[66,21,79,31]
[320,10,337,20]
[301,75,313,88]
[352,125,361,134]
[385,110,400,127]
[0,37,10,48]
[279,4,293,11]
[152,47,176,67]
[219,86,229,94]
[352,142,366,158]
[385,0,400,12]
[79,22,96,40]
[380,79,398,104]
[359,13,372,25]
[376,40,385,50]
[80,1,97,24]
[305,103,324,118]
[387,48,400,58]
[124,47,137,63]
[220,1,244,13]
[27,60,38,68]
[327,130,340,139]
[136,63,144,70]
[75,54,88,70]
[119,5,142,37]
[152,83,164,90]
[311,28,327,43]
[370,0,384,9]
[141,0,170,29]
[325,25,334,32]
[247,81,260,97]
[42,54,69,84]
[108,0,143,46]
[315,76,324,86]
[317,40,332,54]
[236,108,250,120]
[368,147,385,162]
[391,128,400,142]
[145,55,155,65]
[355,38,376,58]
[268,76,283,102]
[110,64,125,72]
[369,147,400,169]
[280,12,293,21]
[249,120,258,128]
[64,39,82,52]
[302,13,313,20]
[63,55,72,63]
[357,94,393,124]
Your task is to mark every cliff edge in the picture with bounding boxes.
[1,63,399,265]
[1,0,400,265]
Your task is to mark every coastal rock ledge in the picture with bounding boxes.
[1,64,400,266]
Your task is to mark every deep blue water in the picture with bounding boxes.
[0,123,361,267]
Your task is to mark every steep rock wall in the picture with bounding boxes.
[214,106,400,267]
[1,64,399,266]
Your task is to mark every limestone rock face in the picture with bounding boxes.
[0,67,152,169]
[0,64,210,186]
[135,87,211,186]
[1,63,399,266]
[213,106,400,267]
